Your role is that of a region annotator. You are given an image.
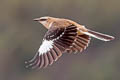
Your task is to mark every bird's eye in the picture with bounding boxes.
[40,19,47,21]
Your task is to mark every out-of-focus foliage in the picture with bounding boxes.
[0,0,120,80]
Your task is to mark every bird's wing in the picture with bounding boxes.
[25,24,78,69]
[66,34,91,54]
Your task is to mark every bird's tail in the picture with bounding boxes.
[82,29,115,41]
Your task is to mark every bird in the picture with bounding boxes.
[25,16,115,69]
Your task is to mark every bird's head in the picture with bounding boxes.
[33,16,56,29]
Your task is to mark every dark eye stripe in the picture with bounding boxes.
[40,19,47,21]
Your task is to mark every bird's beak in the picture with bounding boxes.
[33,18,40,21]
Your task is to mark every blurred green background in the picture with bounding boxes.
[0,0,120,80]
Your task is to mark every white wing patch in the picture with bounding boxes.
[38,40,54,55]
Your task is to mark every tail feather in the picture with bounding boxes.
[83,29,115,41]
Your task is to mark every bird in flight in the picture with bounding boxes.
[25,16,114,69]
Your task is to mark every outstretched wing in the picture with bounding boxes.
[25,24,78,69]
